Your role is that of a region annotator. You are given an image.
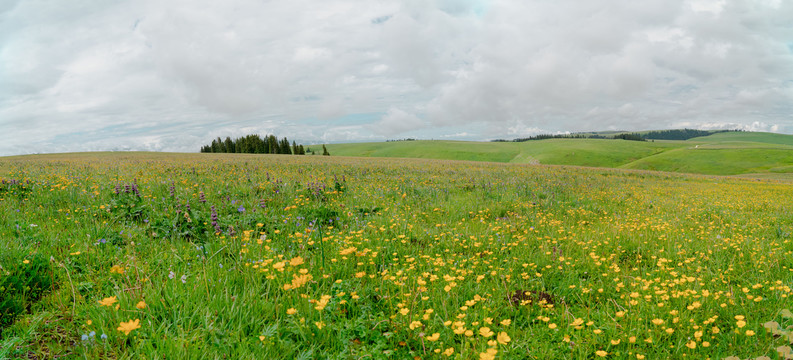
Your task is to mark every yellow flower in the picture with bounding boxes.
[610,339,620,345]
[135,300,147,309]
[479,348,497,360]
[702,341,710,347]
[286,308,297,315]
[22,259,30,264]
[98,296,117,307]
[409,321,422,330]
[497,331,511,345]
[685,340,696,349]
[736,320,746,328]
[712,326,720,334]
[426,333,440,341]
[636,355,645,359]
[651,318,664,325]
[443,348,455,356]
[479,327,494,337]
[595,350,608,357]
[289,256,304,267]
[314,321,325,329]
[314,295,331,311]
[745,330,755,336]
[259,335,265,342]
[500,319,512,326]
[110,265,125,274]
[116,319,141,335]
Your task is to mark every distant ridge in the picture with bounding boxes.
[322,130,793,178]
[491,129,739,143]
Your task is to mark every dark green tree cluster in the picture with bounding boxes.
[612,133,645,141]
[200,135,306,155]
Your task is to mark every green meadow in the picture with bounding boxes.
[1,151,793,359]
[325,131,793,177]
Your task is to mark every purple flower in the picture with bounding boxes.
[237,205,245,213]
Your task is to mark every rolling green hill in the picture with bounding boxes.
[323,131,793,177]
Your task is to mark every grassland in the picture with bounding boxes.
[324,131,793,177]
[1,153,793,359]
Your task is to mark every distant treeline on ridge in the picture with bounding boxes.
[200,134,314,155]
[493,129,741,143]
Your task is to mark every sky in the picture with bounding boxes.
[1,0,792,156]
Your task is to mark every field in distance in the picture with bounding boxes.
[324,131,793,178]
[1,153,793,359]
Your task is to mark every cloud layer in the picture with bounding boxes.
[1,0,791,155]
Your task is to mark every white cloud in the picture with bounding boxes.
[1,0,791,156]
[369,107,426,136]
[677,121,781,132]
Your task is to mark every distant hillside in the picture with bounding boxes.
[322,131,793,177]
[493,129,736,142]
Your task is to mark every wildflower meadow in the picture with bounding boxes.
[1,152,792,359]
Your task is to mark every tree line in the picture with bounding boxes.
[492,134,606,142]
[642,129,737,141]
[199,134,329,156]
[493,129,742,143]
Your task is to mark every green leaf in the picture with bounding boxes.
[294,348,314,360]
[262,323,278,337]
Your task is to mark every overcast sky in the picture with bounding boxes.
[1,0,791,156]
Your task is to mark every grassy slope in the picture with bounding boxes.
[509,139,678,167]
[3,153,793,359]
[324,132,793,176]
[325,141,521,163]
[622,132,793,175]
[690,131,793,146]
